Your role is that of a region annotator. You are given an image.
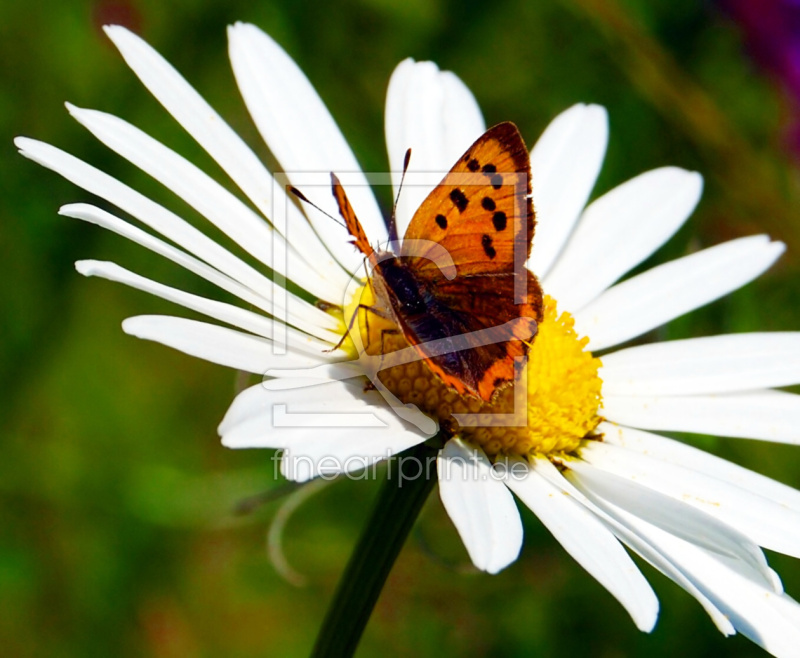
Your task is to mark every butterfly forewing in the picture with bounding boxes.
[402,122,534,280]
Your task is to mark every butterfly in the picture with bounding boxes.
[332,122,543,402]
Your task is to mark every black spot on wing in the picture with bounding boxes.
[435,214,448,229]
[492,211,507,231]
[481,163,503,189]
[467,158,480,172]
[481,197,496,211]
[450,188,468,212]
[481,234,497,259]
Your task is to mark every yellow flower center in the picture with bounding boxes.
[341,285,603,458]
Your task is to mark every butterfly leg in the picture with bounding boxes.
[324,303,392,353]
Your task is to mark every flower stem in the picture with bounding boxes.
[311,441,439,657]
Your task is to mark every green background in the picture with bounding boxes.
[3,0,800,656]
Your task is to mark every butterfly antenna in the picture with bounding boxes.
[388,148,412,244]
[289,185,347,229]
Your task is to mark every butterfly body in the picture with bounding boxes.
[333,122,543,402]
[374,257,428,316]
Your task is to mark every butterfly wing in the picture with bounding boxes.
[398,122,543,400]
[402,122,533,280]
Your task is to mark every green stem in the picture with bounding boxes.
[311,441,439,657]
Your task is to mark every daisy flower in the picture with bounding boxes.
[16,23,800,658]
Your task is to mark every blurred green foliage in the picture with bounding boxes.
[2,0,800,656]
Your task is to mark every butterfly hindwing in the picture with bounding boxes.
[423,269,542,399]
[374,269,536,399]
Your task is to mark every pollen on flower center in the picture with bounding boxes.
[343,286,602,458]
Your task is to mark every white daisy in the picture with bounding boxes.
[16,23,800,658]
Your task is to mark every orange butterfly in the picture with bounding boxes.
[333,122,543,402]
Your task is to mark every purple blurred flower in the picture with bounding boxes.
[722,0,800,156]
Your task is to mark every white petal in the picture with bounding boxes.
[601,389,800,444]
[262,362,364,389]
[544,168,702,312]
[501,457,658,631]
[437,439,522,574]
[16,138,277,301]
[384,59,485,237]
[228,22,387,272]
[601,422,800,512]
[122,315,324,373]
[67,104,335,302]
[601,332,800,396]
[221,378,419,434]
[605,508,800,657]
[76,259,343,352]
[219,381,426,481]
[527,104,608,278]
[568,458,778,590]
[219,381,312,434]
[220,379,385,435]
[532,457,735,634]
[574,235,785,351]
[278,426,426,482]
[102,25,347,294]
[60,203,338,335]
[581,437,800,559]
